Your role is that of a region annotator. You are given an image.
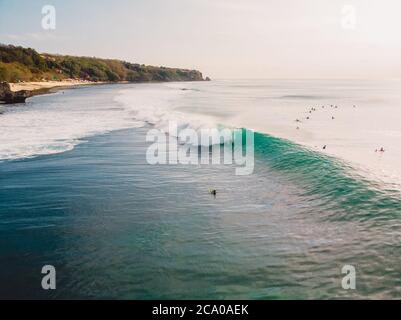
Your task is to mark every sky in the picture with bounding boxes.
[1,0,401,79]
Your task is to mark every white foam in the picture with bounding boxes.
[0,86,144,161]
[114,84,228,146]
[0,83,225,162]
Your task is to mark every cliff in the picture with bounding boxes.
[0,44,206,83]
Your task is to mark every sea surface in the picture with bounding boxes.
[0,80,401,299]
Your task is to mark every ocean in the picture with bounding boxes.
[0,80,400,299]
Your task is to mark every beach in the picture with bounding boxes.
[8,79,100,92]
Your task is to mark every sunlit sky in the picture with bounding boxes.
[1,0,401,79]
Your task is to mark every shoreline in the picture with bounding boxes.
[9,80,102,92]
[0,80,107,104]
[6,79,204,101]
[8,80,108,100]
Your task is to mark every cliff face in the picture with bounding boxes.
[0,44,206,83]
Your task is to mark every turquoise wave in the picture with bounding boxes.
[251,131,401,222]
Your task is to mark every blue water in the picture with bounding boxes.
[1,83,401,299]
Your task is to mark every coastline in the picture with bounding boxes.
[0,79,106,104]
[1,44,207,104]
[6,79,204,101]
[9,79,101,92]
[7,79,106,100]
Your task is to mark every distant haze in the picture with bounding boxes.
[1,0,401,79]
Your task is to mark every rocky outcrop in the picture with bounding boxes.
[0,82,30,104]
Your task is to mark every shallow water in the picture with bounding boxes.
[0,82,401,299]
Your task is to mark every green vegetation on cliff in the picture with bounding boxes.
[0,44,205,83]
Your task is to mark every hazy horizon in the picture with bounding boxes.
[1,0,401,79]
